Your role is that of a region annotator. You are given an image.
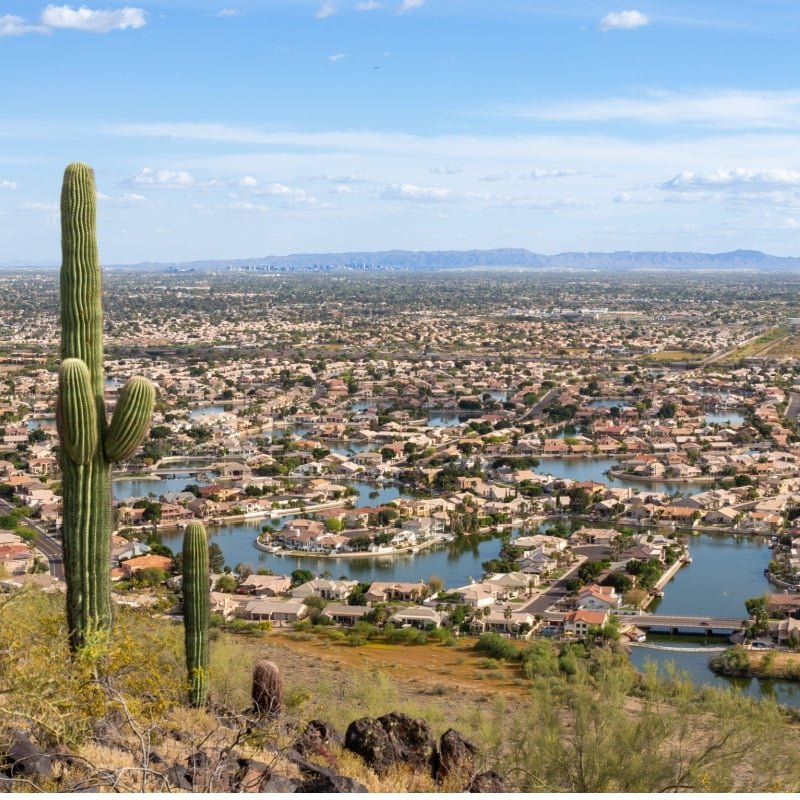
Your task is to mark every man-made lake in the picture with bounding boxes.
[705,411,745,426]
[113,470,800,705]
[629,532,800,704]
[536,457,706,496]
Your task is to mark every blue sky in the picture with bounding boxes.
[3,1,800,263]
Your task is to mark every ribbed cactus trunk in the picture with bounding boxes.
[182,522,210,707]
[58,163,155,652]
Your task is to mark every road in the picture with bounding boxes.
[520,555,587,615]
[520,387,560,423]
[0,498,64,581]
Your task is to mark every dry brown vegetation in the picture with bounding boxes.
[2,588,800,792]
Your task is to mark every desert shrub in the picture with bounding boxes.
[475,632,521,661]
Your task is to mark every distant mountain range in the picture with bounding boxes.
[6,248,800,272]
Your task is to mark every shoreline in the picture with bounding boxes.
[253,534,446,560]
[606,467,716,485]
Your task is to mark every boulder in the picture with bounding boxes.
[232,758,270,792]
[468,769,509,792]
[433,728,477,782]
[293,719,344,759]
[2,732,53,781]
[165,764,193,792]
[344,712,436,776]
[286,749,368,793]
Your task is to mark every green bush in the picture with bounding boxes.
[475,632,522,661]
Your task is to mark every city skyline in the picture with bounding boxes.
[3,1,800,263]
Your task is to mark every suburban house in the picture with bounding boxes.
[364,581,429,604]
[389,606,446,629]
[563,609,609,638]
[236,574,292,597]
[576,584,621,611]
[291,578,358,601]
[243,598,307,624]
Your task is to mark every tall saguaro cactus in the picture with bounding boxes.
[182,521,210,707]
[58,162,155,651]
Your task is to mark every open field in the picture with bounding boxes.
[759,334,800,359]
[641,350,707,362]
[722,325,790,361]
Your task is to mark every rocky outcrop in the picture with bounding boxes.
[433,728,478,782]
[344,712,436,777]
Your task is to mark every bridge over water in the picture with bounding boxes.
[625,614,748,636]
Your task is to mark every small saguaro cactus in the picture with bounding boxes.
[182,521,210,707]
[251,659,283,719]
[57,162,156,651]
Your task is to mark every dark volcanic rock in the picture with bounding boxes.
[286,749,368,793]
[344,712,436,776]
[294,719,344,758]
[165,764,193,791]
[263,773,300,792]
[433,728,477,782]
[232,758,270,792]
[2,732,53,781]
[468,769,509,792]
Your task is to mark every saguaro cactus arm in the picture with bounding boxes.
[104,376,156,463]
[57,358,98,465]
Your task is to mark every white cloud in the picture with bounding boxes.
[397,0,424,14]
[383,183,452,201]
[315,1,336,18]
[328,52,346,62]
[513,89,800,130]
[227,201,270,213]
[217,8,240,16]
[41,5,146,33]
[120,192,146,202]
[0,180,17,190]
[132,167,194,188]
[23,202,58,212]
[355,0,381,9]
[662,168,800,191]
[479,173,511,182]
[259,183,295,196]
[308,172,372,183]
[429,165,463,175]
[599,10,649,31]
[522,168,585,179]
[96,191,111,201]
[238,175,258,187]
[332,185,353,194]
[0,14,49,36]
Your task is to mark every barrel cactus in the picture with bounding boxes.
[57,162,156,651]
[182,521,210,707]
[251,659,283,719]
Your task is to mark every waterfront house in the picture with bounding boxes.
[766,593,800,617]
